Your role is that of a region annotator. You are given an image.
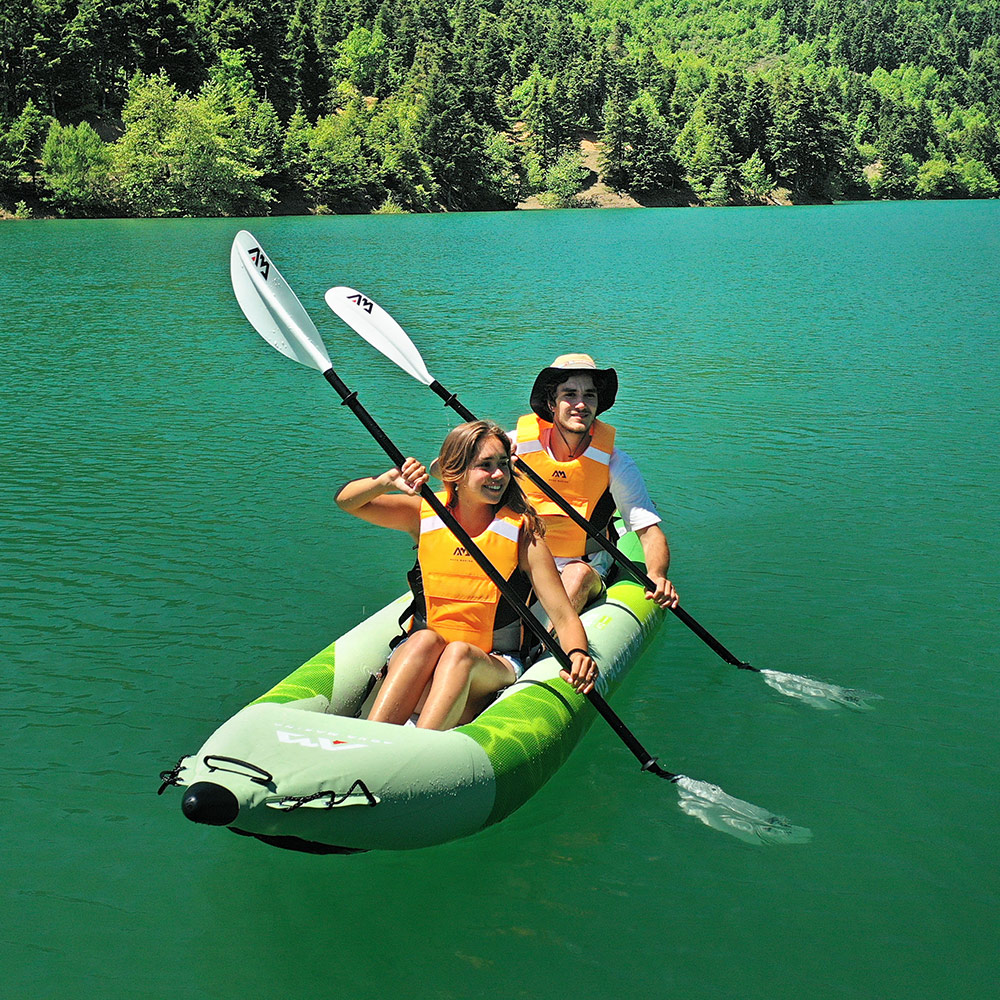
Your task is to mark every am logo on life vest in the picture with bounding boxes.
[453,546,469,557]
[347,292,375,314]
[552,469,568,479]
[247,246,270,280]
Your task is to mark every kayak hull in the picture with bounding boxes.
[164,533,664,852]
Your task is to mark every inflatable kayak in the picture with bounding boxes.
[159,529,664,853]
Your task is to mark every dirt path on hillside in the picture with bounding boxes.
[518,136,643,210]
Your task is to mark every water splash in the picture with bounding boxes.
[674,776,813,846]
[760,668,882,711]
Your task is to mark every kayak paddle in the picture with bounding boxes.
[229,231,811,845]
[324,285,878,712]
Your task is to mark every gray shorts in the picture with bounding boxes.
[553,551,613,578]
[493,652,526,679]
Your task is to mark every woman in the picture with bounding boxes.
[336,420,599,730]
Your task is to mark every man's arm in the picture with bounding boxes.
[635,523,679,608]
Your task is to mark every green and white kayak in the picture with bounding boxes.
[161,530,664,853]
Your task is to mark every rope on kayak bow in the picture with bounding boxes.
[204,755,274,787]
[157,756,191,794]
[269,779,379,810]
[158,755,274,793]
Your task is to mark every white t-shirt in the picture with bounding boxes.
[507,426,662,535]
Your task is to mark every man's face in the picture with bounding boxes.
[551,374,598,435]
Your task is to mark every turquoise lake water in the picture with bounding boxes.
[3,201,998,999]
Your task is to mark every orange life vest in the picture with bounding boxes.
[514,413,615,558]
[412,494,527,653]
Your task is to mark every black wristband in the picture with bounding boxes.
[566,647,589,658]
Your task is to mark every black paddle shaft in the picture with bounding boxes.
[425,379,755,672]
[323,367,672,777]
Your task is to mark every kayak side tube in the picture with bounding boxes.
[459,567,662,830]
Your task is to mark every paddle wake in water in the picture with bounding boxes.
[674,776,813,846]
[759,668,881,710]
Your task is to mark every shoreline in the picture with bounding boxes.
[0,137,828,221]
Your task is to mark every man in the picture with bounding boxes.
[511,354,679,613]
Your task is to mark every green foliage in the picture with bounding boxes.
[769,74,846,199]
[544,148,590,206]
[113,71,271,217]
[112,72,181,216]
[705,172,730,207]
[335,27,389,97]
[1,99,51,202]
[9,100,50,177]
[869,150,917,200]
[164,90,271,216]
[480,131,523,209]
[40,121,113,215]
[417,54,519,211]
[204,0,296,116]
[303,100,383,212]
[952,157,999,198]
[2,0,996,215]
[738,150,774,201]
[283,104,312,188]
[372,194,408,213]
[626,91,682,194]
[288,0,328,120]
[602,90,681,195]
[205,51,285,185]
[368,97,436,211]
[675,106,735,202]
[0,130,19,200]
[914,156,959,199]
[513,67,578,170]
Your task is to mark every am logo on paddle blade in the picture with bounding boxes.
[248,246,270,279]
[347,292,375,314]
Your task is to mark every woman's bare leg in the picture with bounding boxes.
[416,642,517,731]
[367,630,446,724]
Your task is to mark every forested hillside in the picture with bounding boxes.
[2,0,998,216]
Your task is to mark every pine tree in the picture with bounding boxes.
[287,0,328,121]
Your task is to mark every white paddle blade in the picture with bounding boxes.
[325,286,435,386]
[230,231,331,372]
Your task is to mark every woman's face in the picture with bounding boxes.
[459,435,511,505]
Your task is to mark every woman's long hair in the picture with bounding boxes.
[437,420,544,540]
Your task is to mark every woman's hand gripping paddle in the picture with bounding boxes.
[324,285,878,713]
[229,232,811,845]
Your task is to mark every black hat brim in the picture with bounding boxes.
[529,366,618,419]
